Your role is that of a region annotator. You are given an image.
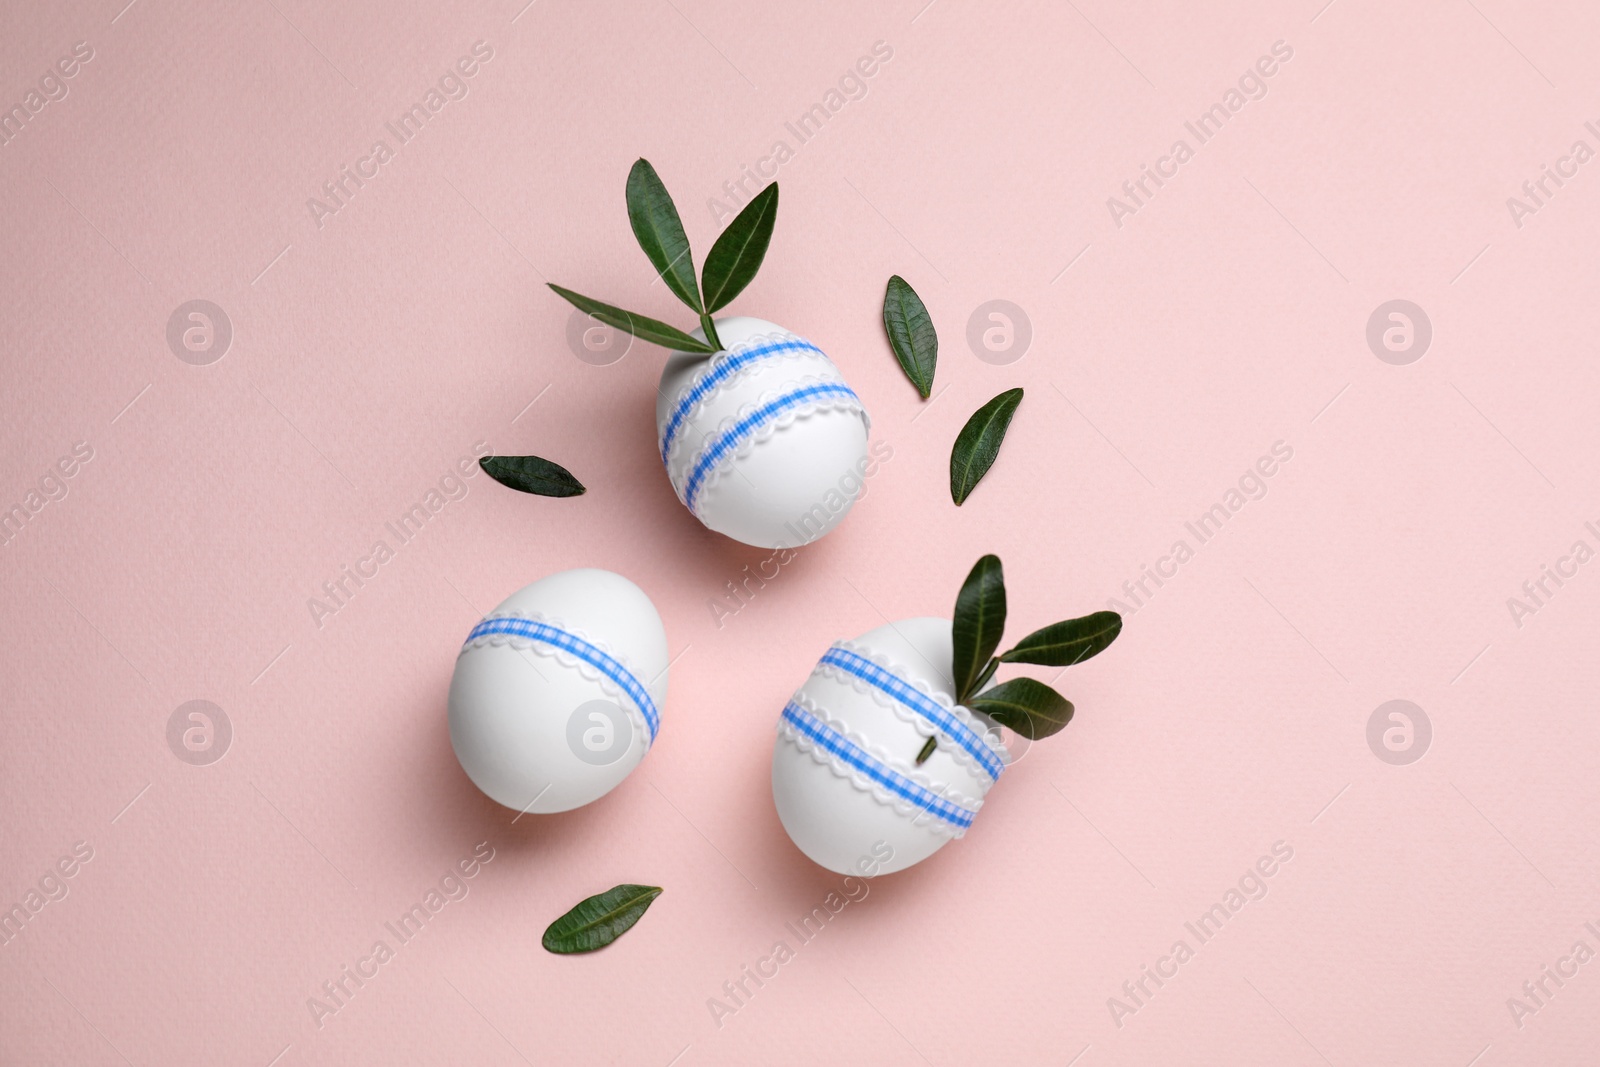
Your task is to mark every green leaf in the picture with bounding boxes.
[702,183,778,314]
[541,884,663,954]
[547,284,715,353]
[881,275,937,398]
[968,678,1075,740]
[479,456,586,498]
[952,554,1006,705]
[950,387,1024,505]
[626,159,701,313]
[914,735,937,766]
[1000,611,1123,667]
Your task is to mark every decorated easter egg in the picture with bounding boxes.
[771,617,1009,875]
[657,316,871,549]
[449,569,668,814]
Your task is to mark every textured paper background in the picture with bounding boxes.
[3,0,1598,1063]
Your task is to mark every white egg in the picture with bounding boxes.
[657,316,871,549]
[449,569,669,814]
[771,617,1010,875]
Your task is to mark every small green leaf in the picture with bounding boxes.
[547,284,715,353]
[952,555,1006,705]
[950,387,1023,505]
[1000,612,1123,667]
[541,884,662,954]
[882,275,937,398]
[914,735,937,765]
[702,183,778,314]
[626,159,701,313]
[968,678,1075,740]
[480,456,586,498]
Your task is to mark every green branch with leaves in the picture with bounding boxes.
[551,158,779,355]
[917,554,1121,765]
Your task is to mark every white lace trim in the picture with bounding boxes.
[777,692,983,839]
[816,639,1010,783]
[459,609,657,749]
[674,377,870,506]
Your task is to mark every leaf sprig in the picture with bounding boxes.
[917,554,1121,763]
[550,159,779,356]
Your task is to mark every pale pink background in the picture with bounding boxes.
[3,0,1598,1063]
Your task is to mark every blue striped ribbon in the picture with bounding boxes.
[682,382,861,512]
[463,617,660,743]
[659,337,826,465]
[780,702,977,831]
[818,646,1004,781]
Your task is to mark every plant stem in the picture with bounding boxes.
[967,656,1000,701]
[698,310,722,351]
[914,735,937,766]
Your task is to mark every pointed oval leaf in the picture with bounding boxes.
[702,183,778,313]
[1000,611,1123,667]
[479,456,586,498]
[541,884,663,954]
[968,678,1075,740]
[950,387,1024,505]
[952,554,1006,704]
[626,159,701,313]
[882,275,937,398]
[547,284,715,353]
